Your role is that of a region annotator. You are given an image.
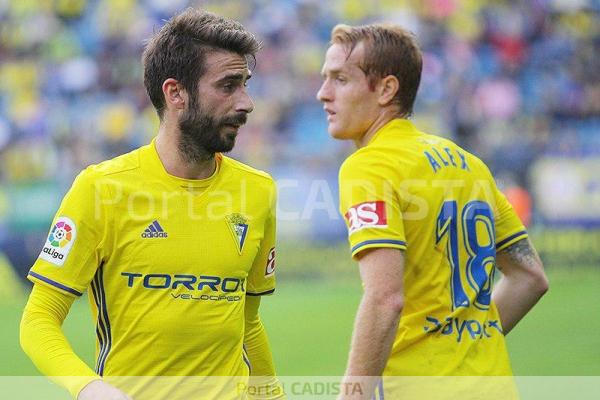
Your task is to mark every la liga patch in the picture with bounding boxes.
[39,216,77,266]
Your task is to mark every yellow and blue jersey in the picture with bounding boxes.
[339,119,527,378]
[29,139,277,382]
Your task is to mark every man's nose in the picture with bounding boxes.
[316,80,331,102]
[236,89,254,114]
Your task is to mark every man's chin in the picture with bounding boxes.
[328,126,347,140]
[211,136,236,153]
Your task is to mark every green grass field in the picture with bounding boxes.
[1,267,599,377]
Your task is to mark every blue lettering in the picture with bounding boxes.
[457,150,470,171]
[424,316,501,341]
[143,274,171,289]
[198,276,220,291]
[121,272,142,287]
[173,274,196,290]
[455,318,468,342]
[124,272,245,294]
[444,147,457,166]
[221,277,240,293]
[433,148,450,166]
[488,320,503,334]
[424,316,442,333]
[441,317,454,335]
[424,151,442,173]
[482,322,492,338]
[467,320,483,339]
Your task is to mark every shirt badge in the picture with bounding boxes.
[226,213,249,255]
[39,216,77,267]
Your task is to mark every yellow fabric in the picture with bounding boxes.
[244,296,284,399]
[339,119,527,377]
[20,284,99,398]
[27,139,277,389]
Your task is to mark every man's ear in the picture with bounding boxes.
[162,78,187,111]
[377,75,400,107]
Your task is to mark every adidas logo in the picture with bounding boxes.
[141,220,168,238]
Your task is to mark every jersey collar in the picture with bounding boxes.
[365,118,421,147]
[142,138,223,191]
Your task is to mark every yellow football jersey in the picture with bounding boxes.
[339,119,527,379]
[28,140,276,395]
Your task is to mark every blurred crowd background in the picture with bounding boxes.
[1,0,600,284]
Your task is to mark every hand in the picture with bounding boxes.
[77,379,132,400]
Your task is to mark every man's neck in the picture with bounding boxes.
[354,110,401,149]
[155,123,217,180]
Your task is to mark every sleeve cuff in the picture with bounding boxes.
[350,239,407,258]
[496,230,528,251]
[246,289,275,296]
[28,272,83,297]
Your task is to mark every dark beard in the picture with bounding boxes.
[177,96,247,163]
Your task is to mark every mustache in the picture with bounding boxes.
[220,113,248,126]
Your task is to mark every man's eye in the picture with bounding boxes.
[336,76,346,83]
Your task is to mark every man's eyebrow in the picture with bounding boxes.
[321,68,343,77]
[217,72,250,82]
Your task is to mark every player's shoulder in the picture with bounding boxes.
[339,142,399,182]
[340,149,371,177]
[221,155,275,188]
[418,132,492,176]
[82,146,142,179]
[68,147,143,195]
[440,136,492,175]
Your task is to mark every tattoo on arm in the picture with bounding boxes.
[497,238,541,271]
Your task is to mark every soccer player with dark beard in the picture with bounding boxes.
[20,8,283,400]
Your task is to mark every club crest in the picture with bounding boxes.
[226,213,249,255]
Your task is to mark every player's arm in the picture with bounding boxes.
[244,296,275,376]
[20,284,130,400]
[244,178,283,399]
[21,169,130,399]
[340,247,404,400]
[244,296,284,399]
[493,237,549,335]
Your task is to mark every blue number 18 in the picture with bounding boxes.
[436,200,496,310]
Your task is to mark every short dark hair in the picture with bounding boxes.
[331,23,422,118]
[142,8,261,118]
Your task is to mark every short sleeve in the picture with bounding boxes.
[493,187,528,251]
[28,168,109,297]
[246,180,276,296]
[339,154,407,259]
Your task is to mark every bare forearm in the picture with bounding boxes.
[494,238,549,335]
[341,295,401,399]
[492,274,546,335]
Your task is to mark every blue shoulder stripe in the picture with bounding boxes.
[496,230,527,250]
[28,272,82,296]
[247,288,275,296]
[351,239,407,254]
